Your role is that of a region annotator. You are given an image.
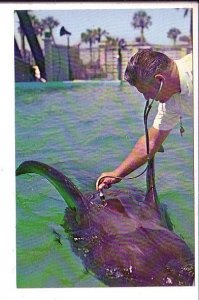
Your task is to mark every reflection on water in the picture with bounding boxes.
[16,81,194,287]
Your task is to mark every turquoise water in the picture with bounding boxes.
[16,81,194,288]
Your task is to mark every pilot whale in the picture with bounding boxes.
[16,158,194,287]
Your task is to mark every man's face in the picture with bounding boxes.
[135,79,164,102]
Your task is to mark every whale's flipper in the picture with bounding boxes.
[16,160,88,213]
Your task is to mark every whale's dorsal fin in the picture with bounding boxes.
[16,160,88,212]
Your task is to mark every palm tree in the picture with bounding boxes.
[94,27,109,43]
[81,29,97,63]
[104,36,119,47]
[167,27,181,45]
[41,16,59,43]
[131,10,152,44]
[29,14,45,37]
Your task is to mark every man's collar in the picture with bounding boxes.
[175,57,190,95]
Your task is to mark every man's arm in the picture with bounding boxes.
[96,126,171,190]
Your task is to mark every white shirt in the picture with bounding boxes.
[153,53,193,131]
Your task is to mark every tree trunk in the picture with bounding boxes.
[141,27,145,44]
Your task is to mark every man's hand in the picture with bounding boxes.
[96,171,122,191]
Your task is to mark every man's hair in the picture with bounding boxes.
[124,49,173,86]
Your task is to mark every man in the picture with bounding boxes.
[30,65,46,83]
[96,49,193,191]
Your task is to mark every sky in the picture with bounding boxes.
[14,5,192,48]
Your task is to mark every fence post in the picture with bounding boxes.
[44,37,53,81]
